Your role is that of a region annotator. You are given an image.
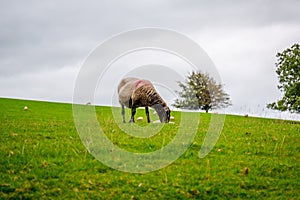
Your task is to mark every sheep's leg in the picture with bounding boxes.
[145,106,150,123]
[129,105,136,123]
[121,104,126,123]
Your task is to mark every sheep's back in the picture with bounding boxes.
[118,77,157,107]
[132,84,165,107]
[118,77,139,93]
[134,79,153,89]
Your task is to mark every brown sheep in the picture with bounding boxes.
[118,77,171,123]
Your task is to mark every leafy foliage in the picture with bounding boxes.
[268,44,300,113]
[173,71,231,112]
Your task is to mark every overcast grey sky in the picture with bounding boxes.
[1,0,300,119]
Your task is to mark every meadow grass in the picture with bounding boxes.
[0,97,299,199]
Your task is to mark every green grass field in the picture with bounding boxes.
[0,97,299,199]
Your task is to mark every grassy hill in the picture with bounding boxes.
[0,97,299,199]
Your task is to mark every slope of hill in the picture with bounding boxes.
[0,97,299,199]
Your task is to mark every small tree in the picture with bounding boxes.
[267,44,300,113]
[173,71,231,112]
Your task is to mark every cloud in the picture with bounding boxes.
[0,0,299,119]
[0,65,79,102]
[195,24,300,111]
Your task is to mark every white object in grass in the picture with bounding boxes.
[137,116,143,121]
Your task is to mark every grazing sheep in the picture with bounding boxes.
[118,77,171,123]
[24,106,28,111]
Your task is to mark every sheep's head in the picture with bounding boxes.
[153,104,171,123]
[164,106,171,123]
